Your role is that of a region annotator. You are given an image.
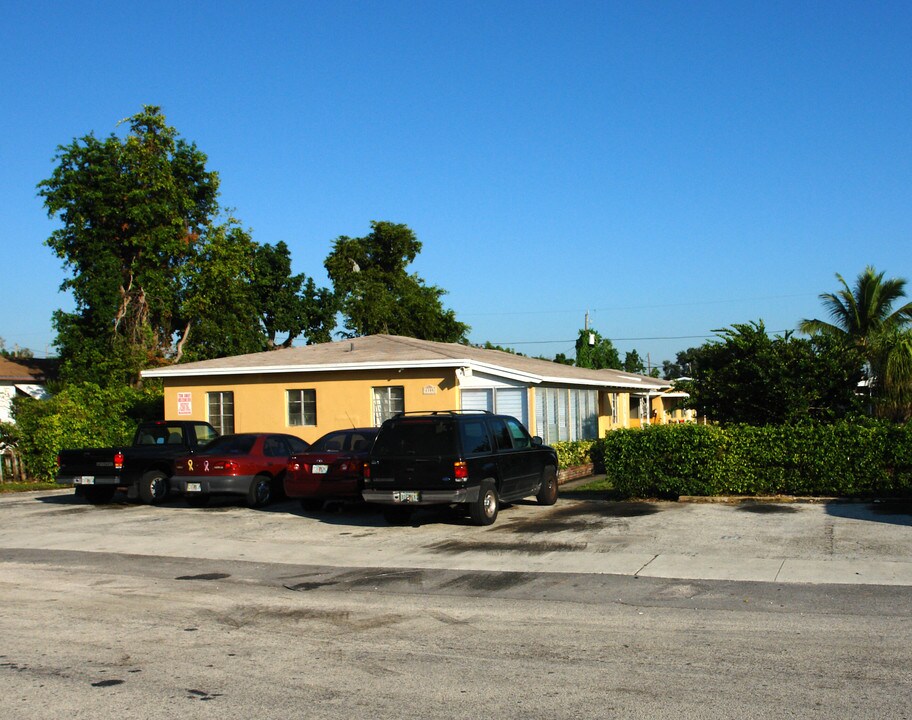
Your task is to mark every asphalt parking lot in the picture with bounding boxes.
[2,486,911,586]
[3,487,912,720]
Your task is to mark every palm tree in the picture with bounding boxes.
[800,266,912,419]
[799,266,912,349]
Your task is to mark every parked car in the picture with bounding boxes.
[284,428,378,511]
[56,421,219,504]
[173,433,309,508]
[362,410,558,526]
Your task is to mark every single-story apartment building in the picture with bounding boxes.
[141,334,678,444]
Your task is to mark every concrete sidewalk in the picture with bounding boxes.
[2,487,912,586]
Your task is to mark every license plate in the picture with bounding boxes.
[187,483,202,492]
[75,476,95,485]
[312,464,328,474]
[393,491,420,503]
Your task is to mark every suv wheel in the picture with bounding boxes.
[469,480,499,526]
[139,470,168,505]
[536,465,558,505]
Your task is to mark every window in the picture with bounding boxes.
[505,418,531,449]
[461,387,528,425]
[194,423,219,445]
[207,391,234,435]
[263,435,291,457]
[373,386,404,426]
[489,418,513,451]
[287,389,317,426]
[459,420,492,454]
[534,388,598,445]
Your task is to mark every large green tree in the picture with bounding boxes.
[687,321,863,424]
[662,347,700,380]
[324,221,469,342]
[800,266,912,420]
[39,106,220,384]
[574,328,621,370]
[254,241,337,349]
[176,221,265,362]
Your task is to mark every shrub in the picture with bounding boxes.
[0,382,164,482]
[551,440,597,470]
[597,421,912,499]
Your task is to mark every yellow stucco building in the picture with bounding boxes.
[142,335,676,444]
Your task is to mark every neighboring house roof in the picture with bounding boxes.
[0,356,56,403]
[0,356,56,384]
[142,334,670,391]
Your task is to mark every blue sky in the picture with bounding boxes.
[2,1,911,368]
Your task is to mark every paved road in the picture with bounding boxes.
[1,489,911,719]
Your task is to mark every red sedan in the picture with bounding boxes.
[284,428,378,511]
[174,433,309,508]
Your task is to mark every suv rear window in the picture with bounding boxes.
[374,419,456,456]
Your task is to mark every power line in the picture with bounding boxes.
[489,330,791,346]
[461,293,816,318]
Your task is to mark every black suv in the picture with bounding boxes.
[363,410,559,525]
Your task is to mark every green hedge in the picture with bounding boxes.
[0,382,164,482]
[597,422,912,498]
[551,440,598,470]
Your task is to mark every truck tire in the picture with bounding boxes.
[468,480,499,526]
[536,465,558,505]
[247,474,273,508]
[139,470,168,505]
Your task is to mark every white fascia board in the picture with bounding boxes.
[141,358,541,383]
[537,374,670,390]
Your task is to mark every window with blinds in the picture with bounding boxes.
[534,388,598,444]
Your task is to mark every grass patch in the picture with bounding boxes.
[560,476,623,501]
[563,476,615,494]
[0,481,64,493]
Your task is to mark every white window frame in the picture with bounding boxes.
[373,386,405,426]
[287,389,317,427]
[207,391,234,435]
[534,387,598,445]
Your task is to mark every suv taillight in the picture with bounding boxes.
[114,452,124,470]
[362,462,371,480]
[454,461,468,480]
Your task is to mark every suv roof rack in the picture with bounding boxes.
[392,410,493,417]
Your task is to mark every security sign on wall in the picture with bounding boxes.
[177,392,192,416]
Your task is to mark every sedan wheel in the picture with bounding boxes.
[247,475,272,508]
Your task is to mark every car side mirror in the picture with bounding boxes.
[531,436,543,447]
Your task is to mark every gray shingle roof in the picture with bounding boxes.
[143,334,669,391]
